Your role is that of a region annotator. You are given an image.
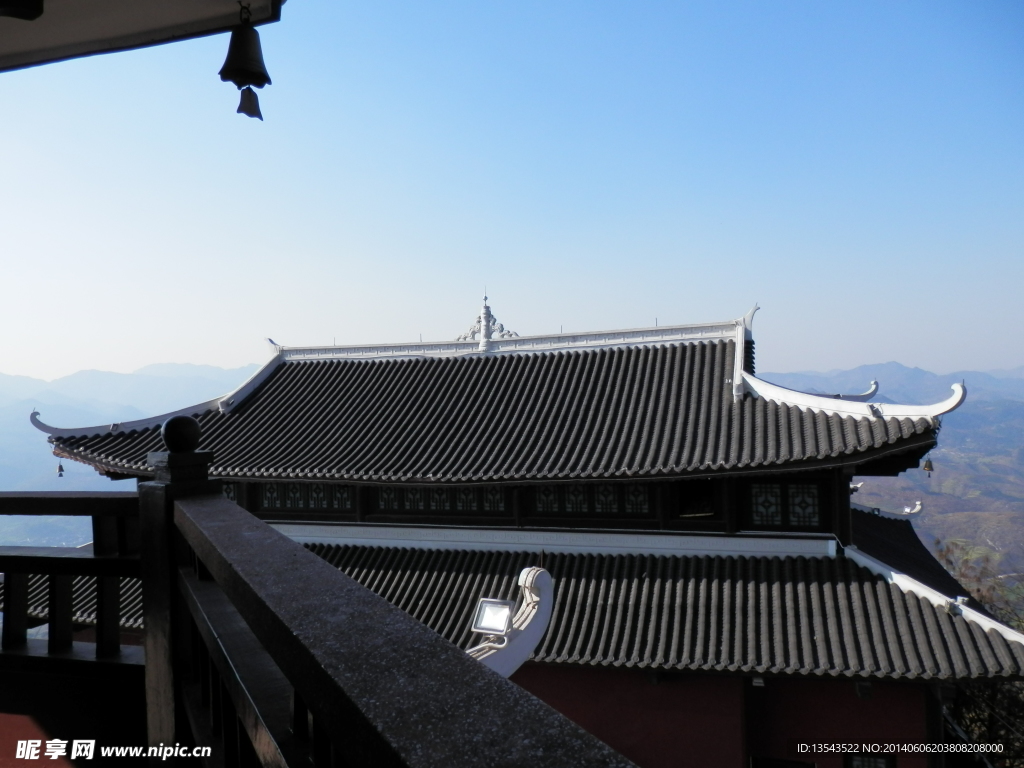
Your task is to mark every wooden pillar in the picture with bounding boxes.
[139,416,220,749]
[833,468,853,546]
[723,480,738,534]
[354,485,368,522]
[654,483,668,530]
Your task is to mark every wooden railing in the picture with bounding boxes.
[0,491,141,661]
[127,426,636,767]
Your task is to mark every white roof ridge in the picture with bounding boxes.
[844,545,1024,647]
[275,315,751,362]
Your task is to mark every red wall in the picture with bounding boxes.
[511,664,747,768]
[512,663,931,768]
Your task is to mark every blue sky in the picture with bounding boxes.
[1,0,1021,379]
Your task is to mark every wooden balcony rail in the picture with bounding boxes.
[141,440,636,767]
[0,491,141,660]
[0,423,634,767]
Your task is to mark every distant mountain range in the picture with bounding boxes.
[762,362,1024,404]
[1,361,1021,565]
[0,363,258,545]
[763,364,1024,575]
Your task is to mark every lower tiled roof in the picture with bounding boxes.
[9,539,1020,682]
[308,544,1024,680]
[0,575,143,630]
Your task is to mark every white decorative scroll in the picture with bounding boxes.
[467,567,554,678]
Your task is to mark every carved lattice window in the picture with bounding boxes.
[262,483,281,509]
[430,489,451,512]
[535,487,558,514]
[625,486,649,516]
[456,489,476,512]
[405,489,425,511]
[285,483,304,509]
[379,487,398,512]
[595,486,617,515]
[308,484,327,509]
[751,484,782,526]
[788,484,820,527]
[222,483,237,502]
[332,486,353,510]
[564,486,586,514]
[483,488,504,513]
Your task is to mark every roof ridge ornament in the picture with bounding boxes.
[826,381,879,402]
[742,304,759,338]
[455,295,519,352]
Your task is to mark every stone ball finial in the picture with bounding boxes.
[162,415,202,453]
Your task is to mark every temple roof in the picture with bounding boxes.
[34,307,965,483]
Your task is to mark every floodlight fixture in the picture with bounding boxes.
[472,598,515,637]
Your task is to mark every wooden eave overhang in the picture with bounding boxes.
[0,0,283,74]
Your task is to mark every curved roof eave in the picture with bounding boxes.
[741,371,966,422]
[30,352,285,439]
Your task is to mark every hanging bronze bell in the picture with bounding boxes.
[219,24,272,89]
[0,0,43,20]
[923,457,933,476]
[57,462,64,478]
[237,86,263,120]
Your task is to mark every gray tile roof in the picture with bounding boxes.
[49,340,935,482]
[0,575,143,629]
[307,543,1024,680]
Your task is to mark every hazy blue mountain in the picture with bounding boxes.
[0,363,260,419]
[0,363,259,545]
[760,362,1024,405]
[987,365,1024,380]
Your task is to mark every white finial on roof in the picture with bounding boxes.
[455,295,519,351]
[479,296,494,352]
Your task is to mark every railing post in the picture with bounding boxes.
[1,572,29,649]
[93,513,122,658]
[47,574,74,653]
[139,416,219,749]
